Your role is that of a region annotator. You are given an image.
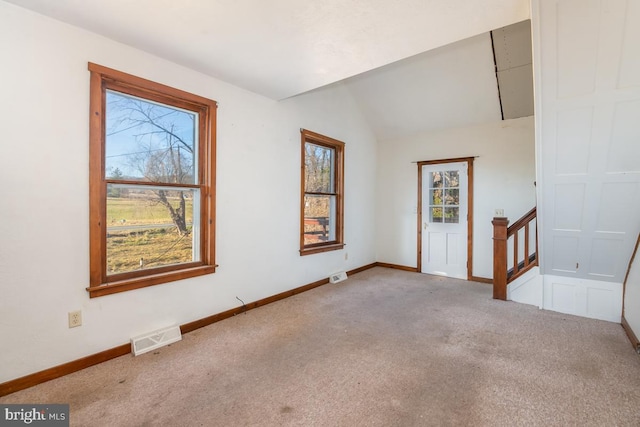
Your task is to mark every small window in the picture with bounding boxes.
[88,63,217,297]
[300,129,344,255]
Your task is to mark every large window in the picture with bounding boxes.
[88,63,217,297]
[300,129,344,255]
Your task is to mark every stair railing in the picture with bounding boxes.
[492,207,538,300]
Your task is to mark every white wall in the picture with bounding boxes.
[376,117,536,278]
[0,2,376,383]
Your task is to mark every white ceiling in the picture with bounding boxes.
[5,0,530,100]
[343,32,503,140]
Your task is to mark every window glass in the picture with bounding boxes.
[105,90,197,184]
[303,194,337,245]
[304,143,334,193]
[106,186,200,275]
[429,170,460,223]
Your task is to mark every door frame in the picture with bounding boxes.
[417,157,476,280]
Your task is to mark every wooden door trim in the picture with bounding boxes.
[417,157,475,280]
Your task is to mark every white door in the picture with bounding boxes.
[421,162,468,279]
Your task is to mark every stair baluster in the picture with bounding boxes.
[492,207,538,300]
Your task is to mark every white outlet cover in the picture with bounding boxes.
[68,311,82,328]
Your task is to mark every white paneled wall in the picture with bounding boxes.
[543,275,623,322]
[533,0,640,322]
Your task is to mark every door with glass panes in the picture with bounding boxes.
[421,162,468,279]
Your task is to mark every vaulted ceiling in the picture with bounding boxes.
[344,32,503,140]
[6,0,531,139]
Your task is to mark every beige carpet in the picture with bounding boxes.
[3,267,640,426]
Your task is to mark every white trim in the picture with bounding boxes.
[508,268,622,323]
[542,274,622,323]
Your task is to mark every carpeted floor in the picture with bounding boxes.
[3,267,640,426]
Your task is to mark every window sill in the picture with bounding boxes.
[86,265,216,298]
[299,243,345,256]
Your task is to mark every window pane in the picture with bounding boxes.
[444,207,459,223]
[105,90,198,184]
[430,188,443,205]
[106,185,200,275]
[444,189,459,205]
[303,194,336,244]
[430,207,443,223]
[445,171,459,188]
[430,171,443,188]
[304,143,334,193]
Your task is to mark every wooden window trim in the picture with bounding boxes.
[300,129,345,256]
[87,63,217,298]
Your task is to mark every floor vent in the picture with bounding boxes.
[330,271,348,284]
[131,325,182,356]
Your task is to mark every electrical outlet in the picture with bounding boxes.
[345,252,348,261]
[68,310,82,328]
[494,208,505,217]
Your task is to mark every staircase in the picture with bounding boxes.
[492,207,538,300]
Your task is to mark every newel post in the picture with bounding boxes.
[492,217,509,300]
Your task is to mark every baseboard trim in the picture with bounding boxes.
[0,344,131,397]
[0,262,379,397]
[180,277,330,334]
[621,316,640,351]
[376,263,488,282]
[183,263,378,334]
[470,276,493,284]
[375,262,418,272]
[349,263,378,275]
